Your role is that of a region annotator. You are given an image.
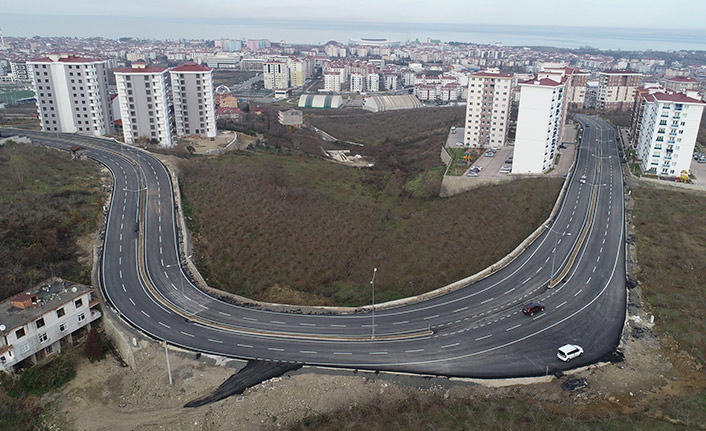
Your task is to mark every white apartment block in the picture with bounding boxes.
[513,75,567,174]
[170,63,217,138]
[1,278,101,372]
[28,54,114,136]
[383,74,398,90]
[115,62,173,147]
[634,89,705,176]
[10,61,31,82]
[263,61,289,90]
[366,72,380,92]
[350,72,364,93]
[464,69,513,147]
[288,58,306,87]
[324,72,342,92]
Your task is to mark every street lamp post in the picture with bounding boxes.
[370,267,377,339]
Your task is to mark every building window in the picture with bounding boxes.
[45,345,54,355]
[78,313,85,323]
[75,298,83,308]
[39,333,48,343]
[59,323,67,332]
[36,318,45,329]
[19,344,30,354]
[15,328,26,339]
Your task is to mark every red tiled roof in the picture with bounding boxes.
[115,64,167,74]
[472,71,513,78]
[666,76,698,82]
[519,77,564,87]
[30,55,103,63]
[648,92,704,104]
[114,119,123,126]
[601,70,641,75]
[171,63,211,72]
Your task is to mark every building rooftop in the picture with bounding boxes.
[29,54,103,63]
[171,63,211,72]
[115,62,167,74]
[644,91,705,104]
[519,77,565,87]
[600,70,642,75]
[0,278,95,337]
[666,76,698,82]
[471,70,513,78]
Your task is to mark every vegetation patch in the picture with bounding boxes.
[632,186,706,364]
[179,152,561,306]
[0,142,103,300]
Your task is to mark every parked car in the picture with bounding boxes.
[455,141,464,146]
[485,151,495,157]
[557,344,584,362]
[466,171,478,177]
[559,144,567,149]
[505,159,513,164]
[522,302,545,316]
[699,157,706,164]
[499,166,511,174]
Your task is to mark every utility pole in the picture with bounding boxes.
[370,267,377,339]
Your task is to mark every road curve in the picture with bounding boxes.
[1,116,626,377]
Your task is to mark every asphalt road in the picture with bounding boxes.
[1,115,626,378]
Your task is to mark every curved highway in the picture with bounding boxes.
[1,115,626,377]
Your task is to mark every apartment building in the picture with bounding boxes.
[1,278,101,372]
[513,74,567,174]
[170,63,217,138]
[115,62,172,147]
[464,69,513,147]
[350,72,364,92]
[324,71,342,92]
[366,70,380,92]
[597,70,642,111]
[545,67,589,108]
[665,76,700,93]
[632,88,705,176]
[263,61,289,90]
[10,60,31,82]
[28,54,114,136]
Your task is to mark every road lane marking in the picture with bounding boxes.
[268,347,285,352]
[574,289,583,296]
[158,321,170,328]
[405,348,424,353]
[556,301,567,309]
[171,283,177,290]
[333,352,352,355]
[122,284,126,292]
[535,266,542,274]
[504,287,515,294]
[208,338,223,344]
[271,320,286,325]
[180,331,195,337]
[506,324,521,332]
[237,344,253,348]
[299,323,316,326]
[480,298,494,304]
[119,257,122,265]
[164,271,169,279]
[330,324,347,327]
[141,310,150,318]
[475,335,492,341]
[441,343,460,349]
[218,311,232,317]
[453,307,468,313]
[597,256,601,262]
[119,270,123,279]
[532,313,545,320]
[593,266,597,273]
[393,321,408,325]
[545,256,550,263]
[424,314,439,320]
[523,277,532,284]
[300,350,317,354]
[369,351,388,355]
[129,297,135,305]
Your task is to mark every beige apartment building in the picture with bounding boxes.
[464,69,513,147]
[170,63,217,138]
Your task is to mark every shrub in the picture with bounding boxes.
[84,328,104,361]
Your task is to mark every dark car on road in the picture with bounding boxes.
[522,302,545,316]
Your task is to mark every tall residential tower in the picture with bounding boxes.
[170,63,216,138]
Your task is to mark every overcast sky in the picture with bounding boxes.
[4,0,706,29]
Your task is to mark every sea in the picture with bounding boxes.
[4,14,706,52]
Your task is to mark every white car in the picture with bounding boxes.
[557,344,584,362]
[579,175,587,184]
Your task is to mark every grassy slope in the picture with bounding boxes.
[0,142,102,300]
[281,183,706,430]
[179,151,561,306]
